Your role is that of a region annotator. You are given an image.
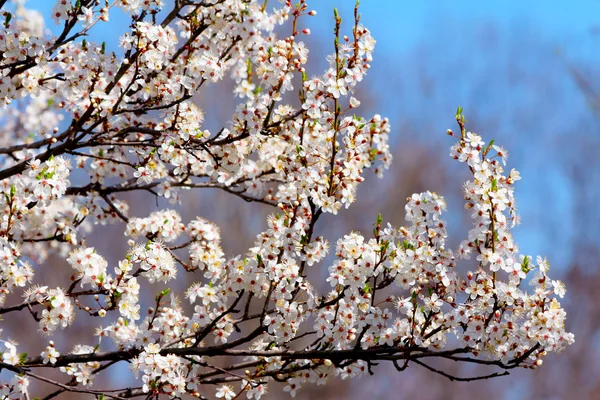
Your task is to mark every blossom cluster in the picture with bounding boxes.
[0,0,573,399]
[0,341,29,397]
[59,345,101,386]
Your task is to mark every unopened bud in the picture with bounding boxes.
[308,10,317,16]
[302,28,310,35]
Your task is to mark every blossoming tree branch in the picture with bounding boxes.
[0,0,573,398]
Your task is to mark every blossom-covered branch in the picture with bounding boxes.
[0,0,572,398]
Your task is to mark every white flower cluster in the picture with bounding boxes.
[0,238,33,304]
[41,340,60,364]
[129,241,177,283]
[131,343,188,396]
[1,339,20,366]
[126,209,184,242]
[0,0,573,398]
[59,345,101,386]
[27,156,71,204]
[0,340,30,398]
[38,287,75,334]
[67,247,108,288]
[187,217,225,274]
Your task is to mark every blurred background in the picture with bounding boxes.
[15,0,600,399]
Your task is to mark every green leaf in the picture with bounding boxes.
[36,167,56,180]
[402,240,414,250]
[369,148,377,161]
[522,256,531,273]
[380,240,389,253]
[455,105,463,119]
[300,234,308,245]
[246,58,252,76]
